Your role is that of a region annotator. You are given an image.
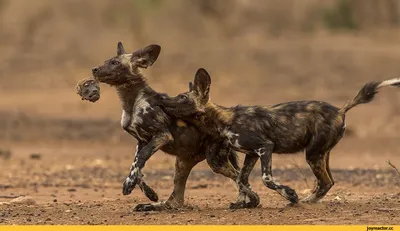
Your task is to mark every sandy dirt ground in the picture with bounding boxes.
[0,112,399,225]
[1,4,400,223]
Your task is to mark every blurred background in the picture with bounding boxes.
[1,0,400,143]
[1,0,400,214]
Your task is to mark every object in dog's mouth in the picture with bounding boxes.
[87,92,100,103]
[76,77,101,103]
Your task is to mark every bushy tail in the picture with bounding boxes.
[339,78,400,114]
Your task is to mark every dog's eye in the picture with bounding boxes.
[111,60,120,65]
[179,94,188,100]
[83,83,89,87]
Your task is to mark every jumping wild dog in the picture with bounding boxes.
[91,43,259,210]
[76,76,160,202]
[152,68,400,204]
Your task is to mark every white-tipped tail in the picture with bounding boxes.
[378,78,400,88]
[339,78,400,113]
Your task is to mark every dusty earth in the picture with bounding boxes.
[2,36,400,223]
[0,112,400,225]
[2,0,400,226]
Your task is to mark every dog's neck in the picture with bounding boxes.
[115,74,157,113]
[193,102,235,138]
[205,102,235,125]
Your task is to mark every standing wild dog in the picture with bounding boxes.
[91,43,260,211]
[152,68,400,204]
[76,77,160,203]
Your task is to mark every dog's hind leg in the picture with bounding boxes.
[325,151,334,187]
[204,141,259,209]
[229,154,260,209]
[302,127,344,203]
[259,145,299,204]
[302,149,333,203]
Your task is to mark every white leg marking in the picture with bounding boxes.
[277,188,289,198]
[262,173,280,186]
[302,194,318,203]
[255,148,266,156]
[131,145,139,167]
[262,173,271,182]
[125,176,134,183]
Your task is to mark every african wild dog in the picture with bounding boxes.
[76,76,160,203]
[91,43,260,211]
[152,68,400,204]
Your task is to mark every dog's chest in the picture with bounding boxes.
[121,96,154,140]
[132,96,152,125]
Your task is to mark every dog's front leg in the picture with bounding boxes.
[119,143,158,202]
[122,133,173,195]
[120,111,160,200]
[122,142,144,196]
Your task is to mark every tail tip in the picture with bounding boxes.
[392,82,400,87]
[380,78,400,88]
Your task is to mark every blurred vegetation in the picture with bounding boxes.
[0,0,7,11]
[323,0,358,30]
[322,0,400,30]
[0,0,400,137]
[2,0,400,89]
[132,0,164,11]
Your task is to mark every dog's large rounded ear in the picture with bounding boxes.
[188,82,194,92]
[131,44,161,68]
[117,42,126,56]
[193,68,211,103]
